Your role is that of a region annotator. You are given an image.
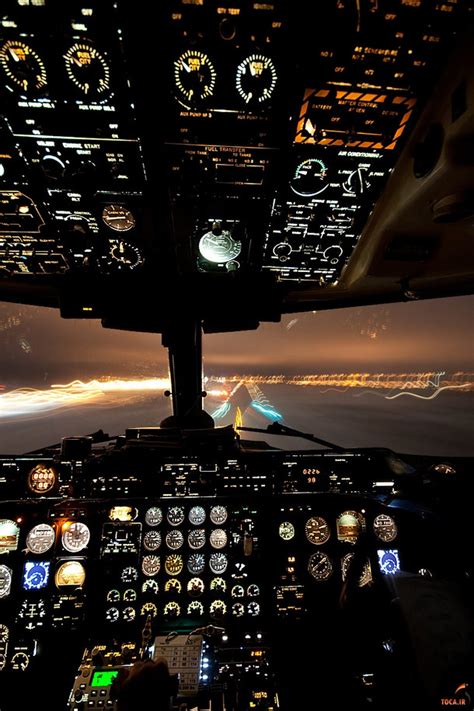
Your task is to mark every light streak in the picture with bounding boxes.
[385,384,472,400]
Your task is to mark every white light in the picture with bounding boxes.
[202,674,208,681]
[222,635,228,642]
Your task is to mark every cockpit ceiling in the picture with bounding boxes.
[0,0,472,333]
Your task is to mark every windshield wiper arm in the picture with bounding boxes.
[238,421,346,452]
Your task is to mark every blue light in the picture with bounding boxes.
[202,663,209,669]
[211,402,231,420]
[22,561,51,590]
[202,674,209,681]
[377,549,400,575]
[250,401,283,421]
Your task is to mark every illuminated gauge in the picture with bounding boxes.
[189,506,206,526]
[188,600,204,616]
[188,529,206,550]
[27,464,56,494]
[210,553,228,575]
[0,565,12,599]
[166,530,184,550]
[109,240,143,269]
[123,607,136,622]
[64,42,110,97]
[210,529,227,550]
[279,522,295,541]
[107,589,120,603]
[188,553,205,575]
[210,506,228,526]
[105,607,120,623]
[22,561,50,591]
[210,577,226,593]
[143,530,162,551]
[307,552,333,581]
[17,599,46,622]
[291,158,329,198]
[247,601,260,617]
[341,553,372,587]
[102,205,135,232]
[0,40,47,94]
[187,578,205,597]
[247,584,260,597]
[174,50,216,108]
[342,167,370,196]
[0,624,9,642]
[145,507,163,527]
[231,585,244,598]
[0,519,19,553]
[142,555,160,577]
[109,506,137,521]
[164,601,181,618]
[337,511,365,544]
[210,600,226,618]
[55,560,86,588]
[377,549,400,575]
[164,578,182,594]
[167,507,185,527]
[141,579,159,595]
[141,602,157,617]
[165,555,183,576]
[11,652,30,671]
[431,462,456,476]
[123,588,137,602]
[121,566,138,584]
[373,514,397,543]
[199,228,242,264]
[235,53,277,105]
[305,517,330,545]
[232,602,245,618]
[62,522,90,553]
[26,524,55,554]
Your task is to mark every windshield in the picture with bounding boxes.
[0,295,473,456]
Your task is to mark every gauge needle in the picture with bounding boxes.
[65,54,82,67]
[9,48,20,62]
[245,92,252,103]
[181,60,191,73]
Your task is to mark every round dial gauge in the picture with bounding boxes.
[102,205,135,232]
[210,577,226,593]
[142,555,160,577]
[373,514,397,543]
[431,462,456,476]
[121,566,138,584]
[166,530,184,550]
[0,40,47,94]
[199,229,242,264]
[23,561,50,590]
[142,579,159,595]
[187,577,204,597]
[55,560,86,588]
[279,522,295,541]
[145,507,162,527]
[109,240,143,269]
[62,522,90,553]
[123,588,137,602]
[189,506,206,526]
[291,158,329,198]
[164,578,182,594]
[143,530,161,551]
[105,607,119,623]
[174,50,216,108]
[210,529,227,550]
[341,553,372,587]
[0,566,12,599]
[107,589,120,603]
[11,652,30,671]
[187,553,205,575]
[210,600,226,617]
[141,602,157,617]
[0,624,8,642]
[164,601,180,618]
[27,464,56,494]
[167,507,185,527]
[232,602,245,617]
[378,550,400,575]
[26,524,55,554]
[337,511,365,544]
[64,42,110,97]
[236,54,277,105]
[231,585,244,598]
[188,601,204,616]
[248,601,261,616]
[165,554,183,576]
[308,552,333,581]
[210,506,228,526]
[305,517,330,545]
[123,607,136,622]
[247,584,260,597]
[210,552,227,574]
[188,529,206,550]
